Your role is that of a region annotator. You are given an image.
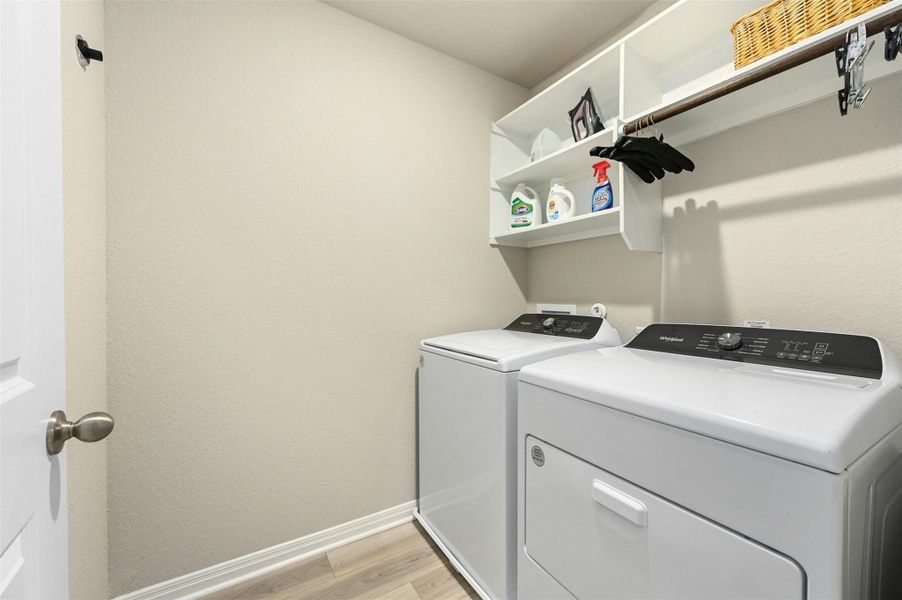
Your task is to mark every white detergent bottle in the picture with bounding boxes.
[510,184,539,229]
[546,179,576,222]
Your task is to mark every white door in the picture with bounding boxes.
[1,2,68,598]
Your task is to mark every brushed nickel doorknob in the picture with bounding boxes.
[46,410,114,455]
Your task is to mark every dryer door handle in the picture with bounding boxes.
[591,479,648,527]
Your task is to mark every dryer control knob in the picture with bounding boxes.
[542,317,555,329]
[717,332,743,351]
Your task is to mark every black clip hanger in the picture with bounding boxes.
[885,24,902,61]
[835,24,873,116]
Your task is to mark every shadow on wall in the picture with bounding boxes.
[664,198,728,324]
[667,75,902,195]
[662,73,902,336]
[709,176,900,221]
[663,173,901,322]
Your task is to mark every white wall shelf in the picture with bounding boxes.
[492,208,622,249]
[489,0,902,252]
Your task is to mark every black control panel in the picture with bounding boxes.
[504,313,603,339]
[626,323,883,379]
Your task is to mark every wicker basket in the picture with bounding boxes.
[731,0,887,69]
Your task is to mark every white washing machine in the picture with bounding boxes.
[416,313,622,600]
[517,323,902,600]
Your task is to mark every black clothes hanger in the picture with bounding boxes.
[590,145,659,182]
[589,116,695,184]
[618,136,695,172]
[651,135,695,172]
[614,152,667,179]
[591,145,682,175]
[620,160,658,184]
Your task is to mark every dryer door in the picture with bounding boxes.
[524,437,805,599]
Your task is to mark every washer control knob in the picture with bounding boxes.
[717,332,743,351]
[542,317,555,329]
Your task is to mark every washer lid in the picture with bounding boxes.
[422,329,601,372]
[421,314,621,372]
[519,327,902,473]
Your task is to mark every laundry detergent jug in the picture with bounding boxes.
[510,184,540,229]
[546,179,576,222]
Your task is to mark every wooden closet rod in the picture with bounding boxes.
[622,6,902,135]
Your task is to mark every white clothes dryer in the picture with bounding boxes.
[517,323,902,600]
[416,313,621,600]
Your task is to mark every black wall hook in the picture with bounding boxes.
[76,35,103,68]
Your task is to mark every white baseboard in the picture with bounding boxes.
[114,500,416,600]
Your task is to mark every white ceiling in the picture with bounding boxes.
[323,0,656,88]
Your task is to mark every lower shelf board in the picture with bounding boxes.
[490,207,621,248]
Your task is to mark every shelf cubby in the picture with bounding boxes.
[621,1,760,120]
[495,128,613,188]
[494,43,620,144]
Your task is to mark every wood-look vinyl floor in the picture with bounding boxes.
[203,522,479,600]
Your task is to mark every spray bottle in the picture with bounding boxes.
[591,161,613,212]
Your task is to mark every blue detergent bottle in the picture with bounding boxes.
[591,160,613,212]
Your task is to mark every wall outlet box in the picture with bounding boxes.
[743,320,771,328]
[537,303,577,315]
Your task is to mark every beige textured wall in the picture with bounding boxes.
[61,2,109,598]
[529,74,902,355]
[526,238,662,338]
[104,1,527,594]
